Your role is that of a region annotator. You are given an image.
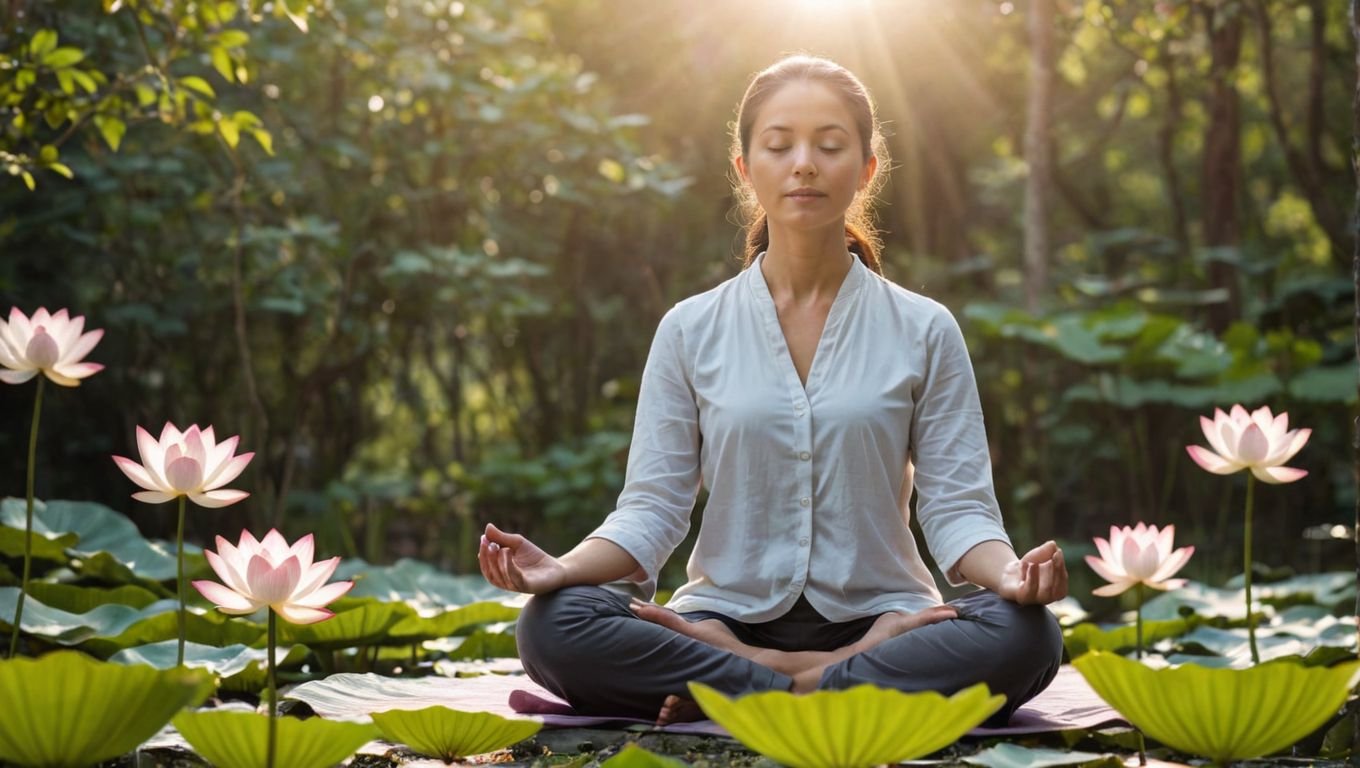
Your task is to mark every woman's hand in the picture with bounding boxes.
[996,540,1069,605]
[478,523,567,595]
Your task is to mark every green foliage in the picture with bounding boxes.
[1073,652,1360,764]
[369,706,541,761]
[172,709,378,768]
[0,650,215,768]
[688,681,1005,768]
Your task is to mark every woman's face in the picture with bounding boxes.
[735,80,877,236]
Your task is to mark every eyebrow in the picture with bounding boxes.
[760,125,850,136]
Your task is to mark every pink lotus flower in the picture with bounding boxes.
[1186,405,1310,484]
[1085,523,1194,597]
[0,307,103,386]
[113,423,254,508]
[193,529,353,624]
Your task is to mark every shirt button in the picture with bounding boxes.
[799,537,809,546]
[799,451,811,461]
[800,497,811,507]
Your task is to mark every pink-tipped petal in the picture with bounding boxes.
[8,307,32,341]
[49,314,82,356]
[237,529,262,552]
[62,328,102,364]
[132,490,177,504]
[203,452,253,490]
[1187,445,1240,475]
[247,554,301,604]
[293,555,341,597]
[192,580,259,612]
[41,368,81,387]
[1093,536,1115,565]
[159,422,184,447]
[189,489,249,508]
[165,456,204,493]
[112,455,163,492]
[289,534,315,572]
[274,604,335,625]
[293,579,353,608]
[1252,465,1309,485]
[183,425,207,469]
[135,426,168,487]
[1266,428,1311,466]
[205,549,249,594]
[1155,525,1175,560]
[1150,546,1195,583]
[1085,554,1127,584]
[1144,578,1187,592]
[205,435,239,476]
[1229,404,1251,424]
[1092,581,1135,597]
[260,530,292,563]
[51,361,103,380]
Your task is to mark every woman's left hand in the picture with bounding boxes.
[997,540,1068,605]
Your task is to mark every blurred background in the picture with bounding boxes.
[0,0,1353,600]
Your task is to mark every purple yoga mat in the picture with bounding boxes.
[288,662,1127,736]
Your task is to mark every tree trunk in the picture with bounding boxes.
[1201,0,1245,331]
[1158,37,1193,266]
[1023,0,1055,313]
[1348,0,1359,708]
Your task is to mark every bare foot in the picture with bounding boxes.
[655,694,704,725]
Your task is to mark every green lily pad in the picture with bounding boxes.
[1063,618,1194,658]
[963,743,1121,768]
[277,597,414,650]
[388,601,522,642]
[173,709,379,768]
[688,681,1005,768]
[1222,571,1355,610]
[441,627,519,660]
[335,558,519,614]
[0,498,202,583]
[370,705,540,761]
[1073,651,1360,763]
[0,524,78,562]
[0,587,263,656]
[109,640,307,691]
[0,650,215,768]
[1140,581,1255,621]
[599,744,689,768]
[26,582,160,612]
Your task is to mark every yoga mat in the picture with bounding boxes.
[288,662,1128,736]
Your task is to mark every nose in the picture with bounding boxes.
[793,146,817,177]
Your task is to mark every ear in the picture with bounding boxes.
[859,154,878,190]
[733,154,749,184]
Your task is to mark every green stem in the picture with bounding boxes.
[176,494,187,667]
[8,376,44,660]
[267,609,277,768]
[1135,582,1145,661]
[1244,473,1259,665]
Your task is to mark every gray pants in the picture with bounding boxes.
[516,586,1063,727]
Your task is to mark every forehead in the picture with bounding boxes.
[752,80,856,136]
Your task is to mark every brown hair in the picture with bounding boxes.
[730,54,889,275]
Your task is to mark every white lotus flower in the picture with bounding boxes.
[112,422,254,508]
[0,306,104,386]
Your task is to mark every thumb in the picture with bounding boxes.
[485,522,524,547]
[1022,540,1058,564]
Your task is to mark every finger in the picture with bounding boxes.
[1053,549,1070,601]
[487,541,512,590]
[477,535,500,588]
[499,546,522,591]
[1020,561,1040,605]
[926,605,958,624]
[485,522,526,548]
[1023,540,1058,564]
[1036,560,1054,600]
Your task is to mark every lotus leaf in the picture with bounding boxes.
[599,744,689,768]
[0,587,263,656]
[1072,651,1360,763]
[0,525,77,561]
[387,601,522,642]
[334,557,519,614]
[370,705,540,760]
[688,681,1005,768]
[173,710,379,768]
[110,640,307,691]
[277,597,413,650]
[1063,618,1193,658]
[0,650,215,768]
[26,582,160,612]
[0,498,201,582]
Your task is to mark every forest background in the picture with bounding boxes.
[0,0,1353,605]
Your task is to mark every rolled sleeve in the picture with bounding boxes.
[909,311,1010,587]
[587,308,702,599]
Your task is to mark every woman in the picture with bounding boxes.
[478,54,1067,727]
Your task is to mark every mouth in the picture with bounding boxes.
[787,192,827,198]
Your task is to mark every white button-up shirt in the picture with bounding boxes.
[587,251,1010,622]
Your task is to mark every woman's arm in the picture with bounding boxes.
[955,539,1069,605]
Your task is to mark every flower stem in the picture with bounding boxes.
[176,494,187,667]
[267,608,277,768]
[1135,582,1145,660]
[1244,473,1259,665]
[8,376,44,660]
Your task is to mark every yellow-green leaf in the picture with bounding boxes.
[0,651,215,767]
[43,47,84,69]
[250,128,274,155]
[20,171,34,191]
[29,29,57,58]
[217,29,250,48]
[134,83,157,107]
[217,2,238,21]
[38,145,58,164]
[597,158,626,184]
[93,115,125,151]
[179,76,216,99]
[103,0,124,12]
[1073,652,1360,763]
[55,69,75,95]
[600,744,689,768]
[211,47,234,82]
[174,710,378,768]
[370,706,540,761]
[689,682,1005,768]
[218,117,240,148]
[69,69,98,94]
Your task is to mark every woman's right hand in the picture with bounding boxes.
[478,522,567,594]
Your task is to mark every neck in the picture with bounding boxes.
[761,222,854,302]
